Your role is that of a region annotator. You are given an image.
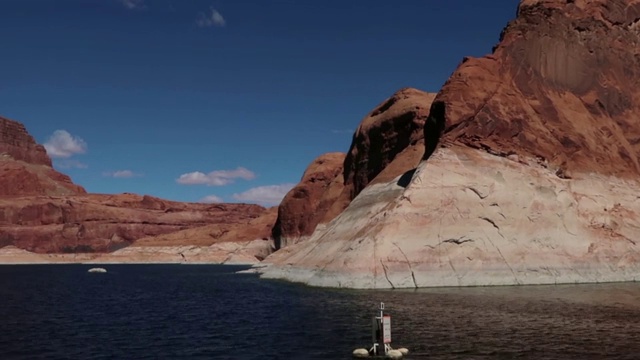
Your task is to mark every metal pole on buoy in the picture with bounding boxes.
[370,302,388,356]
[352,302,409,359]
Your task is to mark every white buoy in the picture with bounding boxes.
[354,302,407,359]
[352,348,370,358]
[88,267,107,273]
[386,349,403,359]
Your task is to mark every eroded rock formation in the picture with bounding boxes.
[0,194,267,253]
[434,0,640,177]
[271,88,437,250]
[0,116,52,167]
[260,0,640,288]
[0,116,272,254]
[271,153,345,249]
[329,88,437,216]
[0,116,86,196]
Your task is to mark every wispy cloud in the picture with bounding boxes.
[57,159,88,169]
[43,130,87,159]
[119,0,145,10]
[103,170,142,178]
[196,7,226,27]
[232,183,296,206]
[199,195,224,203]
[177,167,255,186]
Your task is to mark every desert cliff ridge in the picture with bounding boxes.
[0,116,52,167]
[3,0,640,281]
[259,0,640,288]
[0,116,86,196]
[272,88,437,250]
[271,152,345,250]
[0,116,272,258]
[432,0,640,177]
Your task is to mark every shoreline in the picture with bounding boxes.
[0,242,269,266]
[3,255,639,290]
[256,146,640,290]
[256,263,640,289]
[0,261,256,266]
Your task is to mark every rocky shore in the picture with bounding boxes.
[257,0,640,288]
[259,145,640,288]
[0,239,270,265]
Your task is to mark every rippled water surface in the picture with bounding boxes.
[1,265,640,359]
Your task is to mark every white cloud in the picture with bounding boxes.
[57,159,88,169]
[43,130,87,159]
[232,183,296,206]
[176,167,255,186]
[120,0,145,9]
[103,170,141,178]
[196,7,226,27]
[199,195,224,203]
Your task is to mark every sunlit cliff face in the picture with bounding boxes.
[429,0,640,178]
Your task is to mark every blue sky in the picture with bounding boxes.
[1,0,518,206]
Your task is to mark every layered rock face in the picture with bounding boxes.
[260,0,640,288]
[0,194,267,253]
[0,116,86,196]
[271,89,436,250]
[262,146,640,288]
[0,116,51,166]
[0,116,273,254]
[434,0,640,177]
[126,206,278,264]
[329,88,437,216]
[0,239,272,265]
[271,153,345,249]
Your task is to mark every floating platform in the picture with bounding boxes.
[352,347,408,359]
[352,303,409,359]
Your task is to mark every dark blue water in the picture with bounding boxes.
[1,265,640,359]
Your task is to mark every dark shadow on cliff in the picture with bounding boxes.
[423,101,446,161]
[397,168,416,188]
[271,216,283,250]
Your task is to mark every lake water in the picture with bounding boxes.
[1,264,639,359]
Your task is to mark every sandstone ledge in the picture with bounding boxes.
[0,240,270,266]
[258,146,640,288]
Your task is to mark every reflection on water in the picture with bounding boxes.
[0,265,639,359]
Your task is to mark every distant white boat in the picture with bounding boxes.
[88,267,107,273]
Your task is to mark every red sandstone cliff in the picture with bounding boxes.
[271,88,436,249]
[259,0,640,288]
[271,153,345,249]
[0,194,267,253]
[0,116,52,167]
[134,206,278,247]
[328,88,437,218]
[0,116,86,196]
[0,116,272,254]
[431,0,640,177]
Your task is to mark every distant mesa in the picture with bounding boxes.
[0,116,273,256]
[0,116,52,166]
[0,116,86,196]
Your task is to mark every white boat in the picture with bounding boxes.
[87,267,107,273]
